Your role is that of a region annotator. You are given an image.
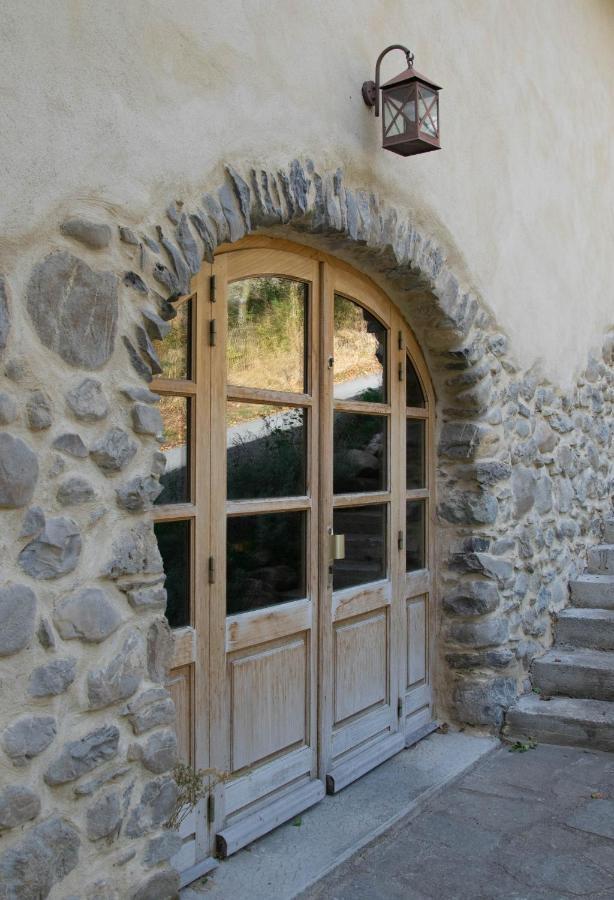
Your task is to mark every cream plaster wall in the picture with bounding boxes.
[0,0,613,385]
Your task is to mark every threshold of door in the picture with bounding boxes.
[181,730,498,900]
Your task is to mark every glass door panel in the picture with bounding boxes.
[324,277,402,794]
[227,276,307,393]
[209,251,323,859]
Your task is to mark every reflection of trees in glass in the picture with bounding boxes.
[333,412,386,494]
[406,420,425,490]
[156,397,189,505]
[154,300,191,380]
[334,295,386,400]
[227,407,305,501]
[227,513,305,614]
[406,500,425,572]
[155,520,190,628]
[228,278,305,393]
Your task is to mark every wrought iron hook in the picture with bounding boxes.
[362,45,414,117]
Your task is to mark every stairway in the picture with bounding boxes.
[504,517,614,751]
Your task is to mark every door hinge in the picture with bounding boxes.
[398,697,404,718]
[208,556,216,584]
[398,330,404,350]
[207,792,215,821]
[209,274,216,302]
[398,361,404,382]
[209,319,217,346]
[398,530,404,551]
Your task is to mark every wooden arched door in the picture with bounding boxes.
[151,239,435,879]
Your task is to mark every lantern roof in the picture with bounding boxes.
[382,66,441,92]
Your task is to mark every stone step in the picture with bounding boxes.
[556,608,614,650]
[605,518,614,544]
[504,693,614,752]
[532,648,614,701]
[586,544,614,575]
[570,574,614,609]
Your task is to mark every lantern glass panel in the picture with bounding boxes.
[383,86,416,138]
[418,86,438,138]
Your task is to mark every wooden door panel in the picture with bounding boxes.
[333,612,388,724]
[225,745,312,816]
[331,704,394,758]
[230,636,309,772]
[226,598,311,653]
[332,582,389,622]
[167,664,194,765]
[406,596,428,690]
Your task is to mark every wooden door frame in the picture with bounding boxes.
[154,235,437,873]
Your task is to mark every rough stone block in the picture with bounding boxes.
[26,390,53,430]
[116,475,162,511]
[44,725,119,785]
[57,475,96,505]
[0,392,17,424]
[66,378,109,422]
[448,617,509,648]
[125,776,178,838]
[86,791,122,841]
[87,631,145,709]
[123,688,175,735]
[2,715,56,765]
[90,427,138,473]
[28,658,77,697]
[0,785,41,831]
[103,523,163,579]
[0,815,80,897]
[61,217,112,249]
[26,251,118,369]
[442,581,500,617]
[0,432,39,507]
[131,403,163,437]
[131,868,180,900]
[19,516,82,579]
[0,584,37,656]
[454,677,516,726]
[438,491,498,526]
[54,587,121,643]
[52,432,89,458]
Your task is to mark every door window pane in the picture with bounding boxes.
[406,419,426,490]
[154,519,190,629]
[227,403,307,500]
[406,500,426,572]
[154,297,192,380]
[333,504,386,590]
[227,277,307,393]
[406,356,426,408]
[333,412,387,494]
[155,396,190,505]
[334,295,387,402]
[227,512,306,615]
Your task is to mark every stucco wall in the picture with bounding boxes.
[1,0,613,386]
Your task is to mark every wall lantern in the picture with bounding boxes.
[362,45,441,156]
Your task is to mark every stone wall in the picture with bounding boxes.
[0,159,612,897]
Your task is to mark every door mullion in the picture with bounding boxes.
[317,259,334,783]
[206,252,229,848]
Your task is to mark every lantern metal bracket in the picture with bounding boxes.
[362,44,415,118]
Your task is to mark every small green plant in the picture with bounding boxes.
[166,763,230,831]
[508,738,538,753]
[292,816,302,827]
[532,687,541,694]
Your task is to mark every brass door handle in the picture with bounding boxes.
[329,533,345,561]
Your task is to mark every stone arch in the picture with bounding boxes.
[112,159,612,728]
[143,159,527,728]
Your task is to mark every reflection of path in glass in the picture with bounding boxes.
[333,373,381,402]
